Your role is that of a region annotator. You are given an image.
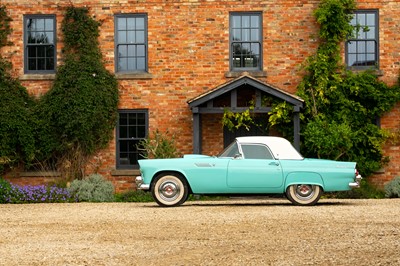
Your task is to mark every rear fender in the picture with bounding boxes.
[285,172,325,191]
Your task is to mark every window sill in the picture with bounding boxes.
[225,70,267,78]
[116,72,153,80]
[20,74,56,81]
[111,169,141,176]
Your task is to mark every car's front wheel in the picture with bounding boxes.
[286,184,322,206]
[151,173,189,207]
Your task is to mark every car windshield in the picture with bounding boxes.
[218,141,240,158]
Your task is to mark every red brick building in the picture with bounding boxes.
[2,0,400,191]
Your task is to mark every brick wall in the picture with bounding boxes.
[2,0,400,191]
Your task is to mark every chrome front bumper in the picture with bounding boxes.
[349,174,362,188]
[135,176,150,190]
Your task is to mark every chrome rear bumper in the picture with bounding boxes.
[349,174,362,188]
[135,176,150,190]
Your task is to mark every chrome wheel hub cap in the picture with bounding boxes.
[295,185,315,199]
[159,181,180,201]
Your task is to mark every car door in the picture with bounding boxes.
[227,144,283,188]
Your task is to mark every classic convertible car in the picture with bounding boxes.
[135,136,362,207]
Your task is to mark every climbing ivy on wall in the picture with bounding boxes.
[0,6,36,173]
[0,5,119,179]
[297,0,400,176]
[223,0,400,177]
[36,6,119,179]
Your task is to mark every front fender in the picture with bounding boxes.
[285,172,325,190]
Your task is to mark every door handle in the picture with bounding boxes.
[269,162,279,166]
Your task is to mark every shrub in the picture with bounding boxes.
[0,177,13,203]
[0,6,36,174]
[138,130,180,159]
[385,177,400,198]
[68,174,114,202]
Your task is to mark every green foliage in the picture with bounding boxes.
[114,190,155,202]
[222,107,257,131]
[297,0,400,176]
[327,178,385,199]
[35,6,119,178]
[0,6,36,173]
[68,174,114,202]
[138,130,180,159]
[0,5,12,48]
[384,177,400,198]
[0,177,13,203]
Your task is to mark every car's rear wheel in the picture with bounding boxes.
[286,184,322,206]
[151,173,189,207]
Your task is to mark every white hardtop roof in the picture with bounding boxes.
[235,136,303,160]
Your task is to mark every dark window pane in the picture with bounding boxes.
[119,113,128,125]
[128,126,136,138]
[46,58,54,70]
[28,46,37,57]
[37,58,45,70]
[37,46,45,57]
[120,125,128,138]
[120,140,128,152]
[28,59,36,70]
[46,46,54,57]
[137,113,145,124]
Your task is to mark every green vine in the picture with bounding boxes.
[222,0,400,177]
[35,6,119,179]
[298,0,400,176]
[0,6,36,173]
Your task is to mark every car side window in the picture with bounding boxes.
[241,144,274,159]
[219,142,240,158]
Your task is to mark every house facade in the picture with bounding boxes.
[2,0,400,191]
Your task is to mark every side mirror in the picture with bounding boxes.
[233,154,242,159]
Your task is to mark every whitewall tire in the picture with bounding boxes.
[286,184,322,206]
[151,173,189,207]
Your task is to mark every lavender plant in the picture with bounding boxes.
[0,178,76,203]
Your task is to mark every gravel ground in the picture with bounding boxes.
[0,198,399,266]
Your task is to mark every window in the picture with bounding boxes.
[218,141,240,158]
[241,144,273,160]
[116,110,148,169]
[346,10,379,69]
[24,15,56,73]
[115,14,147,73]
[230,12,262,71]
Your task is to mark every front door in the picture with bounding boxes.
[226,143,283,188]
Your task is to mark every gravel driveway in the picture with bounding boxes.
[1,198,399,266]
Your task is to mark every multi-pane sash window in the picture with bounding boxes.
[346,10,379,69]
[230,13,262,71]
[24,15,56,73]
[115,14,147,72]
[117,110,148,169]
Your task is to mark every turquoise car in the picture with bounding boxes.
[135,136,362,207]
